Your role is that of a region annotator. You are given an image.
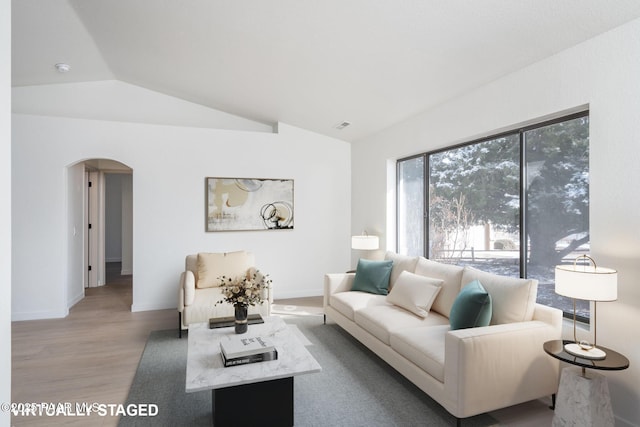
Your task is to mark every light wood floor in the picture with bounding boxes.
[11,265,175,426]
[10,264,324,426]
[11,264,551,426]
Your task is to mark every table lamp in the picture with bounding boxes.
[351,231,379,251]
[555,254,617,360]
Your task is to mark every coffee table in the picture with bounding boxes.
[186,316,321,426]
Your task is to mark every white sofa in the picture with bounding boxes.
[324,252,562,423]
[178,251,272,337]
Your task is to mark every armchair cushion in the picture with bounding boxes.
[196,251,252,288]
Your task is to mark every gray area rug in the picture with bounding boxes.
[120,316,498,426]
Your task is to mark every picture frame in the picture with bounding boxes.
[205,177,294,232]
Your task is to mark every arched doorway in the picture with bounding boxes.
[66,158,133,309]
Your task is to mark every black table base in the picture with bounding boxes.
[212,376,293,426]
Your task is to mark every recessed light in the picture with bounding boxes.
[335,121,351,130]
[55,63,71,73]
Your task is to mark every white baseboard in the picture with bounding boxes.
[273,288,323,300]
[67,292,84,309]
[121,268,132,275]
[131,301,176,312]
[12,308,69,321]
[105,257,122,263]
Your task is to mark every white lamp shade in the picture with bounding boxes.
[351,235,379,250]
[555,265,617,301]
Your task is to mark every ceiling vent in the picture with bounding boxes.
[335,121,351,130]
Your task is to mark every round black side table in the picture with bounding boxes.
[543,340,629,372]
[543,340,629,427]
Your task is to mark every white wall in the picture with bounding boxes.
[105,173,124,262]
[12,80,274,133]
[66,163,85,307]
[352,18,640,426]
[121,174,133,275]
[1,0,11,424]
[11,86,351,319]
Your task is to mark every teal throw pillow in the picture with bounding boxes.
[351,259,393,295]
[449,280,492,330]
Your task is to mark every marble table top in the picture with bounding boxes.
[186,316,321,393]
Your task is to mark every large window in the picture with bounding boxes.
[397,112,590,319]
[397,155,425,256]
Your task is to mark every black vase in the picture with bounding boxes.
[234,305,248,334]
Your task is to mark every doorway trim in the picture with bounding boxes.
[85,169,103,287]
[67,158,133,310]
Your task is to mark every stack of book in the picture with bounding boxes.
[220,336,278,367]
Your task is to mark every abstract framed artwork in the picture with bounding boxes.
[205,177,294,232]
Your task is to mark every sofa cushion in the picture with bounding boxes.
[355,304,449,345]
[196,251,251,289]
[330,291,388,321]
[386,271,443,318]
[390,324,450,383]
[351,259,393,295]
[414,257,464,318]
[384,252,420,289]
[461,267,538,325]
[449,280,492,330]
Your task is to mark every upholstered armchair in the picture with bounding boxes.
[178,251,272,337]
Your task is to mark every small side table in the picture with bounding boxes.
[544,340,629,427]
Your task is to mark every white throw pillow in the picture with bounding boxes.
[461,266,538,325]
[386,271,443,318]
[384,251,419,289]
[414,257,464,318]
[196,251,251,288]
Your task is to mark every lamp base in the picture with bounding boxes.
[564,343,607,360]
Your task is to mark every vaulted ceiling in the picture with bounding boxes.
[12,1,640,141]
